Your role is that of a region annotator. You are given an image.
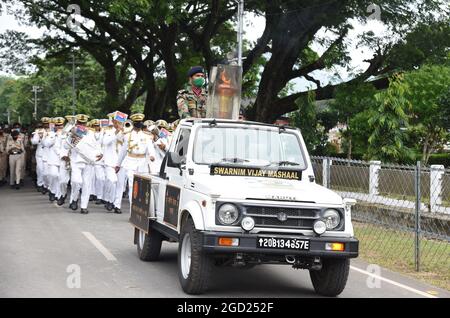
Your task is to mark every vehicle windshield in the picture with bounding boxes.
[193,126,307,169]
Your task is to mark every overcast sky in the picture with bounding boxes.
[0,6,387,92]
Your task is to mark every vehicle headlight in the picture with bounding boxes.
[218,203,239,225]
[241,217,255,231]
[322,209,341,230]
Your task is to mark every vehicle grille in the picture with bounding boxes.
[244,206,320,229]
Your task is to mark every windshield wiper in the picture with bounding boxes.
[268,161,300,166]
[219,157,250,163]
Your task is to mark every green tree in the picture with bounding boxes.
[291,92,327,153]
[2,0,449,122]
[368,75,413,162]
[402,64,450,164]
[330,83,377,159]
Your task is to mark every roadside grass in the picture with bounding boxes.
[354,221,450,291]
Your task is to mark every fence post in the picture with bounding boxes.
[369,161,381,196]
[322,158,331,188]
[430,165,444,213]
[414,161,421,272]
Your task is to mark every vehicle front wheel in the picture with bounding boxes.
[136,228,162,261]
[178,217,212,294]
[309,258,350,297]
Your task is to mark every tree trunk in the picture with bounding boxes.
[103,64,120,113]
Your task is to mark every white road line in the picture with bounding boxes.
[82,232,117,261]
[350,265,438,298]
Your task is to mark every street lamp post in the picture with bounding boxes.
[66,53,82,116]
[236,0,244,67]
[32,85,41,120]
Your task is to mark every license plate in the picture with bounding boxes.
[257,237,310,250]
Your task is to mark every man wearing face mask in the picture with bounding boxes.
[177,66,208,119]
[116,113,155,213]
[9,123,27,185]
[6,130,25,189]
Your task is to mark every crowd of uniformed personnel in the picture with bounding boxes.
[0,112,180,215]
[0,65,210,214]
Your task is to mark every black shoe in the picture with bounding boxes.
[106,203,114,212]
[80,209,89,214]
[114,208,122,214]
[15,184,20,190]
[69,201,78,211]
[49,192,56,202]
[89,195,97,202]
[57,196,65,206]
[10,185,15,189]
[95,199,103,205]
[36,186,42,192]
[20,180,24,186]
[41,187,48,195]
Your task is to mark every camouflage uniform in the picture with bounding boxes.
[176,84,207,119]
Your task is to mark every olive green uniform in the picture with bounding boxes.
[176,84,207,119]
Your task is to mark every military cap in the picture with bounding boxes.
[155,119,169,129]
[143,120,154,127]
[41,117,50,124]
[130,113,145,122]
[53,117,65,125]
[91,119,100,126]
[107,112,115,119]
[65,115,76,121]
[76,114,89,123]
[187,66,205,77]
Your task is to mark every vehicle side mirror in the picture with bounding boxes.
[167,151,181,168]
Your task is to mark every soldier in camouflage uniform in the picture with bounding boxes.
[177,66,208,119]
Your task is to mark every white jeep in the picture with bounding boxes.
[130,118,359,296]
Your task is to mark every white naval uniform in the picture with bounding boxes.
[42,130,61,196]
[116,129,155,211]
[102,128,119,205]
[93,130,106,201]
[41,130,51,189]
[57,132,71,199]
[113,130,127,210]
[31,130,45,187]
[150,136,169,175]
[68,130,103,210]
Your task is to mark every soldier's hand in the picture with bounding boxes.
[149,156,155,162]
[158,143,166,150]
[96,154,103,161]
[61,156,70,162]
[115,166,120,173]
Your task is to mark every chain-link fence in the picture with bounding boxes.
[311,156,450,290]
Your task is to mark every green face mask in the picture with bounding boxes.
[192,77,205,88]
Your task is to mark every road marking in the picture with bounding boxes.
[82,232,117,261]
[350,265,438,298]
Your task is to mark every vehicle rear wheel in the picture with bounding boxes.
[178,217,212,294]
[136,228,162,261]
[309,258,350,297]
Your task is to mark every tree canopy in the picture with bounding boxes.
[0,0,448,123]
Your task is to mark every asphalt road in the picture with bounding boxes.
[1,180,449,298]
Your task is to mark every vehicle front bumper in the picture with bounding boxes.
[201,231,359,258]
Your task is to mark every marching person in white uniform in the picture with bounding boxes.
[43,118,65,202]
[31,117,50,193]
[56,115,73,206]
[116,113,155,213]
[101,114,120,212]
[91,119,107,206]
[68,114,103,214]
